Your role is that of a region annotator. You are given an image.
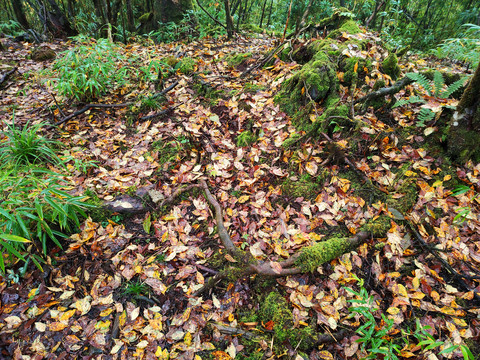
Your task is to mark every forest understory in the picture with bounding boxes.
[0,19,480,360]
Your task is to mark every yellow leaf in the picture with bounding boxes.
[387,306,400,315]
[237,195,250,203]
[184,331,192,346]
[353,62,358,73]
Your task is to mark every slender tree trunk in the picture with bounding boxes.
[224,0,234,38]
[339,0,345,7]
[126,0,135,31]
[259,0,267,27]
[10,0,30,29]
[295,0,314,35]
[66,0,75,17]
[266,0,273,27]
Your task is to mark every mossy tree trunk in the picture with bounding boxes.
[448,63,480,163]
[10,0,30,29]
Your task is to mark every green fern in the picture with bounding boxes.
[417,108,435,127]
[406,71,466,99]
[406,72,433,95]
[433,71,445,97]
[392,95,425,108]
[441,77,467,98]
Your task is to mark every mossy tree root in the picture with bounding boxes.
[354,75,414,106]
[195,178,371,294]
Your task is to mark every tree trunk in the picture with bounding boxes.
[152,0,193,26]
[266,0,273,27]
[449,63,480,163]
[259,0,268,27]
[10,0,30,29]
[125,0,135,31]
[224,0,234,38]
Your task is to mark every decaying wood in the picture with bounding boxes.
[50,81,179,128]
[354,76,414,105]
[0,67,17,87]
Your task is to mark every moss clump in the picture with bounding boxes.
[382,53,401,80]
[275,51,338,115]
[327,19,361,39]
[259,292,315,350]
[225,52,252,68]
[386,178,418,214]
[152,139,185,166]
[447,124,480,163]
[295,236,356,272]
[244,82,265,94]
[239,24,264,34]
[162,55,179,67]
[281,133,303,148]
[282,174,324,199]
[31,46,56,61]
[138,12,153,23]
[342,57,372,87]
[237,131,257,147]
[178,57,196,74]
[361,215,391,237]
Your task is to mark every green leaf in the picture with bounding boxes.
[0,234,30,243]
[143,214,152,234]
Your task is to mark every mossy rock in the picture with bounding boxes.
[31,46,56,61]
[447,125,480,163]
[327,19,361,39]
[237,130,257,147]
[382,53,401,80]
[275,51,338,115]
[243,82,265,94]
[341,56,372,87]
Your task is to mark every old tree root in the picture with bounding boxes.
[194,179,370,296]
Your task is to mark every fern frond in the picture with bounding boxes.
[441,77,467,98]
[417,108,435,126]
[433,71,445,97]
[392,95,426,108]
[406,72,433,95]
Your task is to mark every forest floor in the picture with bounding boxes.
[0,30,480,360]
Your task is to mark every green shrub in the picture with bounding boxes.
[0,119,91,273]
[0,168,89,272]
[0,119,62,168]
[52,35,127,101]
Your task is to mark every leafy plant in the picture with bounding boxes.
[0,118,62,168]
[346,278,473,359]
[0,20,23,37]
[451,185,477,225]
[346,279,401,360]
[393,71,467,127]
[0,168,90,272]
[432,24,480,68]
[51,35,127,101]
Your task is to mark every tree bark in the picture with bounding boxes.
[10,0,30,29]
[224,0,235,38]
[125,0,135,32]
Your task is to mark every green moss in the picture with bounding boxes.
[225,52,252,68]
[361,215,391,237]
[342,57,372,87]
[237,131,257,147]
[295,236,356,272]
[275,52,338,115]
[448,125,480,163]
[178,57,196,74]
[382,53,401,80]
[281,133,303,148]
[162,55,179,67]
[84,189,112,223]
[239,24,264,34]
[259,292,315,350]
[386,178,418,214]
[244,82,265,94]
[138,12,153,23]
[152,139,184,166]
[327,19,361,38]
[282,174,325,199]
